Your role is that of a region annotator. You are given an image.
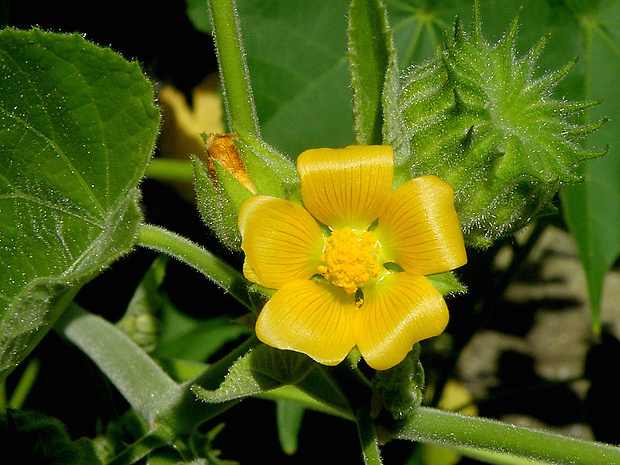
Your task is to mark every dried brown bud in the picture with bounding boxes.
[205,133,257,194]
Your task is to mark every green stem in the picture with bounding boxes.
[321,362,383,464]
[136,223,252,310]
[208,0,259,134]
[357,404,383,465]
[395,407,620,465]
[54,303,180,427]
[7,357,39,410]
[145,158,194,183]
[107,425,176,465]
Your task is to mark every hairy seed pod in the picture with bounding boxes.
[398,5,606,247]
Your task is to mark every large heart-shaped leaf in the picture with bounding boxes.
[236,0,353,157]
[0,29,159,381]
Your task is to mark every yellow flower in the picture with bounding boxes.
[238,146,467,370]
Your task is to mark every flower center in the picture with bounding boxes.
[317,227,381,295]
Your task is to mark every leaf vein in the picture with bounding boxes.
[0,58,107,216]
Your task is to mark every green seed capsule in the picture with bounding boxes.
[397,4,606,247]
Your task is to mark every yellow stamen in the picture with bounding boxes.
[318,228,381,295]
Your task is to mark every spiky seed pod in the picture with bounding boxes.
[398,5,606,247]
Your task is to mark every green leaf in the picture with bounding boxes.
[348,0,397,145]
[192,344,313,403]
[0,29,159,381]
[557,1,620,332]
[286,364,352,417]
[565,0,603,15]
[238,0,353,156]
[426,271,467,296]
[276,401,305,455]
[56,304,178,427]
[155,305,252,362]
[187,0,353,156]
[0,409,101,465]
[185,1,469,158]
[156,357,352,419]
[385,1,467,69]
[186,0,212,34]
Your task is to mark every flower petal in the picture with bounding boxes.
[255,280,357,365]
[239,195,325,289]
[354,273,449,370]
[374,175,467,276]
[297,146,394,230]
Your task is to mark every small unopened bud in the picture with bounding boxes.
[373,345,425,420]
[205,133,257,194]
[193,131,299,250]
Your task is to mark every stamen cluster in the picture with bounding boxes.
[317,227,381,295]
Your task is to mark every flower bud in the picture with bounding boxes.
[193,134,252,250]
[205,133,257,194]
[193,132,299,250]
[372,344,425,420]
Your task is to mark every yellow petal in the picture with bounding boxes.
[297,146,394,230]
[255,280,357,365]
[242,259,259,284]
[374,175,467,276]
[239,195,325,289]
[354,273,449,370]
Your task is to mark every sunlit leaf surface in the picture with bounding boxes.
[0,29,159,380]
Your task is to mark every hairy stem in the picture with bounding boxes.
[208,0,259,134]
[136,223,252,310]
[322,362,382,464]
[358,403,383,465]
[145,158,194,183]
[396,406,620,465]
[54,303,179,427]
